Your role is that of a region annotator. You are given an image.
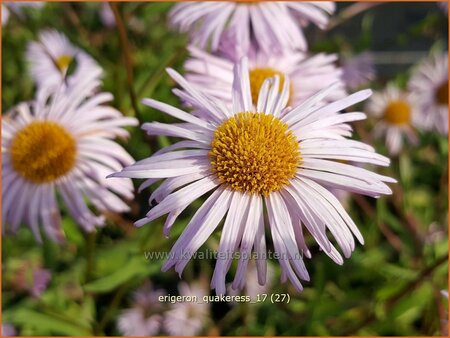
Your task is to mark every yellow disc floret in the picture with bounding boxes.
[209,112,301,196]
[55,54,73,72]
[10,120,77,184]
[436,81,448,105]
[383,100,411,125]
[249,67,293,104]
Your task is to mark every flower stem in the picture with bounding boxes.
[341,253,447,335]
[110,2,143,124]
[85,232,96,282]
[96,281,131,334]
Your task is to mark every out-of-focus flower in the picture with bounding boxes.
[117,282,166,336]
[2,5,9,26]
[408,53,448,135]
[111,58,395,294]
[441,290,449,335]
[12,262,51,298]
[329,187,351,207]
[227,261,274,299]
[163,282,210,336]
[341,52,376,89]
[26,30,102,90]
[4,1,44,15]
[99,2,115,28]
[366,85,418,156]
[169,1,335,54]
[1,68,137,242]
[1,323,16,337]
[438,1,448,13]
[184,45,346,109]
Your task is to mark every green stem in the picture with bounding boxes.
[85,232,96,283]
[110,2,143,123]
[96,281,131,334]
[137,49,188,98]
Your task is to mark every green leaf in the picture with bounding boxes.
[83,255,157,293]
[5,308,92,336]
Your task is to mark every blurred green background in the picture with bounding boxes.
[2,1,448,336]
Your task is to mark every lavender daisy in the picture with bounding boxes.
[26,30,102,90]
[184,45,346,109]
[163,282,210,336]
[117,282,166,336]
[408,52,448,135]
[367,85,418,156]
[111,58,395,294]
[169,1,335,54]
[2,69,137,242]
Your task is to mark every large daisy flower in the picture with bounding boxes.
[408,52,448,135]
[2,69,137,242]
[169,1,335,54]
[184,45,346,109]
[111,58,395,294]
[367,85,418,156]
[26,30,102,90]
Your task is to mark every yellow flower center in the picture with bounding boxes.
[55,54,73,72]
[383,100,411,125]
[249,67,293,104]
[10,121,77,184]
[435,81,448,105]
[209,112,301,196]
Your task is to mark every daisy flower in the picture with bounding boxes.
[169,1,335,54]
[117,282,166,336]
[163,282,210,336]
[2,5,9,26]
[184,45,346,109]
[341,52,376,89]
[110,58,395,294]
[2,68,137,242]
[408,52,448,135]
[26,30,102,90]
[366,85,418,156]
